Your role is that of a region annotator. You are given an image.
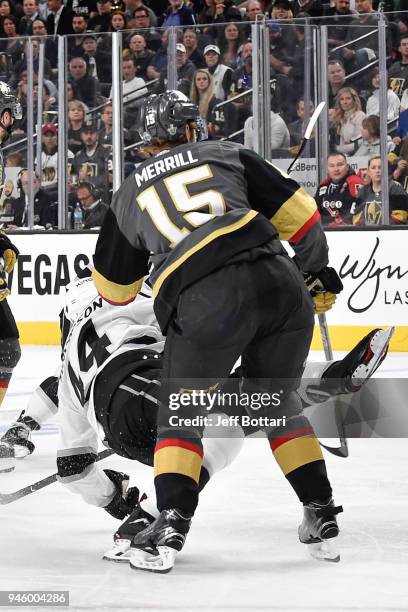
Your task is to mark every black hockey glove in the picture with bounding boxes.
[103,469,140,520]
[0,231,19,273]
[305,267,343,314]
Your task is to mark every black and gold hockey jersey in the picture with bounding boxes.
[93,140,328,332]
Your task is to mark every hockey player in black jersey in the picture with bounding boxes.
[1,271,393,565]
[91,90,347,571]
[0,82,23,472]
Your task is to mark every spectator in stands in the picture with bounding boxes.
[81,34,111,85]
[323,0,356,72]
[366,66,400,122]
[32,18,58,66]
[69,56,98,108]
[0,16,24,66]
[391,140,408,192]
[108,9,129,31]
[288,97,315,147]
[331,86,366,154]
[190,69,225,137]
[34,81,57,122]
[68,13,89,58]
[328,60,349,113]
[268,20,297,77]
[269,0,293,19]
[46,0,74,35]
[123,0,157,26]
[314,152,364,226]
[126,33,154,81]
[291,0,323,18]
[218,22,243,70]
[146,28,173,81]
[157,0,196,27]
[353,155,408,225]
[75,182,108,229]
[110,56,147,104]
[354,115,395,157]
[11,38,52,87]
[343,0,384,76]
[37,124,74,204]
[132,7,161,52]
[11,169,54,227]
[183,28,205,69]
[68,99,87,154]
[0,0,22,19]
[389,35,408,100]
[155,42,195,96]
[203,43,232,101]
[99,103,113,146]
[71,120,108,196]
[198,0,240,25]
[87,0,112,32]
[242,0,264,37]
[18,0,41,34]
[225,40,253,136]
[243,109,290,152]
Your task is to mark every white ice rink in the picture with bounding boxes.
[1,346,408,612]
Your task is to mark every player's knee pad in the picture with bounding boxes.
[202,414,245,477]
[0,338,21,371]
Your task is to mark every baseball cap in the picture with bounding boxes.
[176,43,186,53]
[273,0,291,9]
[204,44,221,55]
[81,119,99,132]
[42,123,57,135]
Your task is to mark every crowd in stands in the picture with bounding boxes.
[0,0,408,227]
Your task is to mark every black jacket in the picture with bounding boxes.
[11,189,55,227]
[46,6,75,35]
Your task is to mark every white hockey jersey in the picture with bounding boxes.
[57,274,164,508]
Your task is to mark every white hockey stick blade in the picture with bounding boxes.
[103,539,133,563]
[129,546,178,574]
[308,540,340,563]
[304,101,326,139]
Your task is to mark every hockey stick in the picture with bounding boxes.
[0,448,113,505]
[286,101,347,457]
[287,100,326,174]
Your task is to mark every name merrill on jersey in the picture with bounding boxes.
[134,150,199,187]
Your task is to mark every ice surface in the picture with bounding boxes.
[0,346,407,612]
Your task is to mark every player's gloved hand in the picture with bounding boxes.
[103,469,140,520]
[305,267,343,314]
[0,231,19,273]
[0,276,10,302]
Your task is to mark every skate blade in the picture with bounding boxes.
[103,539,133,563]
[308,540,340,563]
[352,327,395,388]
[129,546,177,574]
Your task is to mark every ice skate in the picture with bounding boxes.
[298,497,343,562]
[1,420,35,458]
[128,508,192,573]
[103,506,155,563]
[324,327,394,393]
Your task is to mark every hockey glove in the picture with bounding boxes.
[103,469,140,520]
[305,267,343,315]
[0,276,10,302]
[0,231,19,273]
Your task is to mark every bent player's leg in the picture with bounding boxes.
[0,300,21,408]
[1,375,59,457]
[299,327,394,406]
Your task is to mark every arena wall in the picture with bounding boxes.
[7,229,408,351]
